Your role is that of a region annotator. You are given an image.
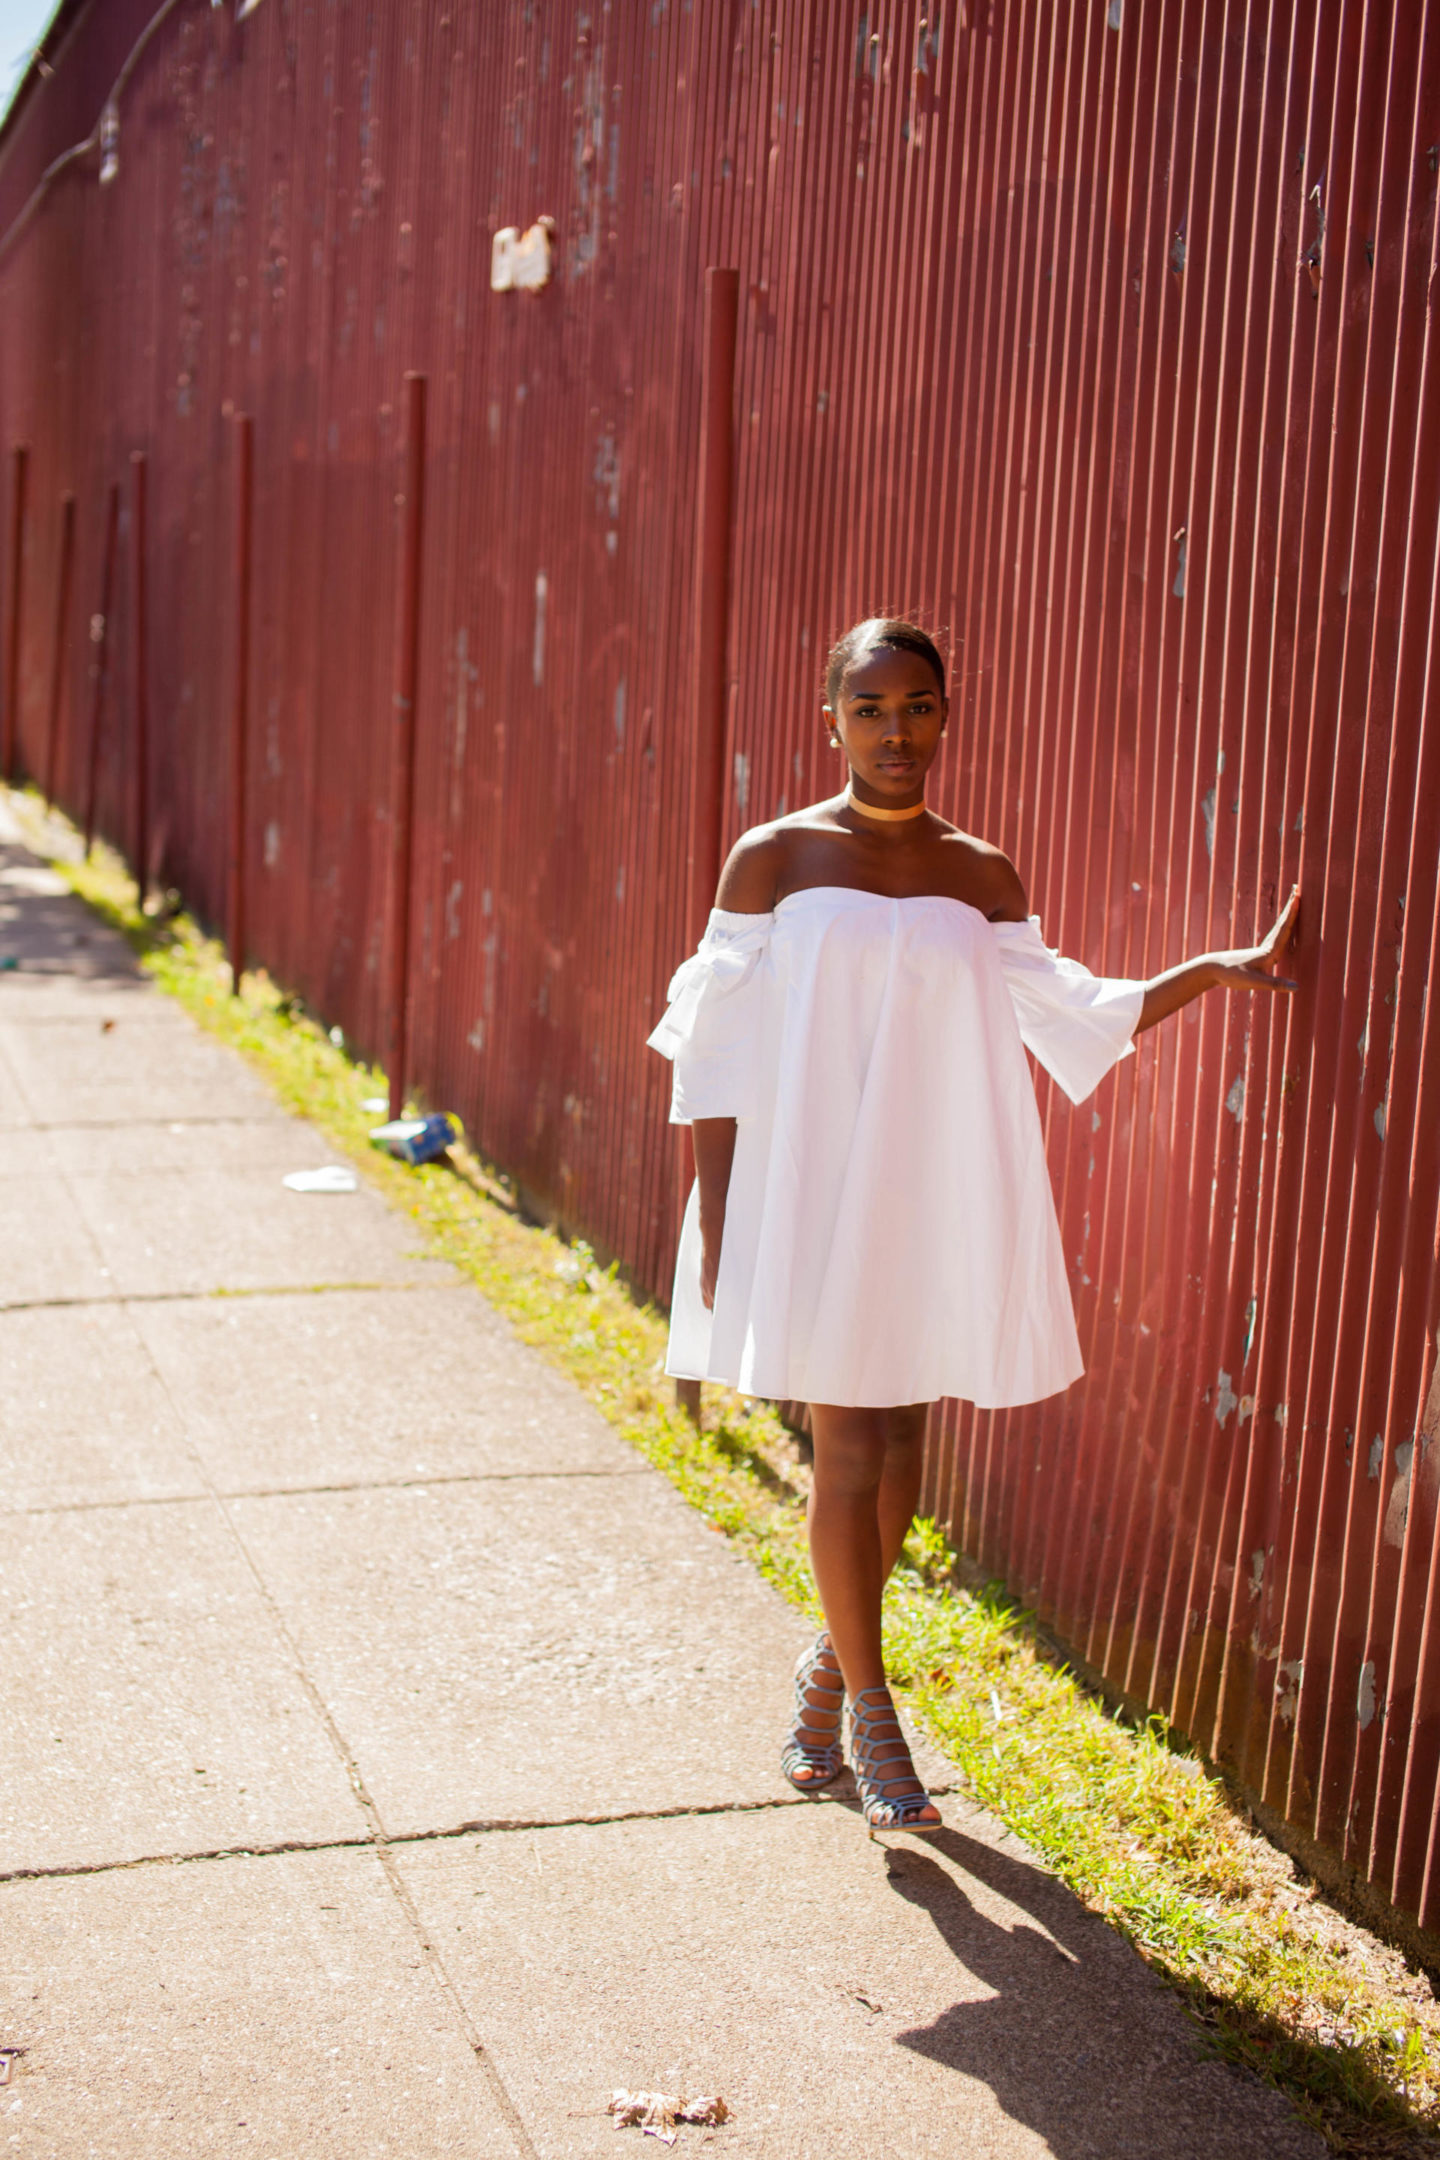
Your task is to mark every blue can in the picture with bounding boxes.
[369,1113,456,1164]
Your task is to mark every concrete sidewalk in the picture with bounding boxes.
[0,802,1322,2159]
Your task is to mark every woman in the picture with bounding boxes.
[648,616,1299,1835]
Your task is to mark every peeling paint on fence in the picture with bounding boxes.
[1358,1663,1378,1732]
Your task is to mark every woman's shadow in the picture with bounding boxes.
[881,1819,1318,2159]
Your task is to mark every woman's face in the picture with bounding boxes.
[824,645,948,805]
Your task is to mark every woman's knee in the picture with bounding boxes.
[884,1403,930,1453]
[810,1407,889,1498]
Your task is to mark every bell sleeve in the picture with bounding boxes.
[646,908,774,1123]
[990,915,1146,1106]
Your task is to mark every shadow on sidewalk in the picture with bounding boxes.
[0,826,141,985]
[886,1823,1306,2159]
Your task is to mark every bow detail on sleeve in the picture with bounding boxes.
[647,911,774,1061]
[647,909,775,1123]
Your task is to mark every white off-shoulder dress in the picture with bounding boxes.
[647,886,1144,1410]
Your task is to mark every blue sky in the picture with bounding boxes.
[0,0,59,120]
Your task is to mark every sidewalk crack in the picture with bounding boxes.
[0,1784,962,1889]
[1,1281,452,1316]
[6,1465,652,1516]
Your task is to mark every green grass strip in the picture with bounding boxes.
[20,796,1439,2158]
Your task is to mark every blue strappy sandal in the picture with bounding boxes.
[849,1685,942,1835]
[781,1632,846,1790]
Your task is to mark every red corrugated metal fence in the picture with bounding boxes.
[2,0,1438,1941]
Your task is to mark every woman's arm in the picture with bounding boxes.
[1136,887,1300,1034]
[690,829,783,1309]
[693,1117,737,1310]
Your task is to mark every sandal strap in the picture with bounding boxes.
[849,1685,936,1828]
[782,1633,846,1791]
[795,1634,844,1685]
[781,1736,843,1779]
[792,1704,842,1742]
[800,1666,845,1701]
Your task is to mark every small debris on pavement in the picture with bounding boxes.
[840,1984,883,2014]
[607,2091,731,2142]
[282,1165,359,1194]
[0,2050,27,2086]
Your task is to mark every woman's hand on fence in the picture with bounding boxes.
[1208,885,1301,992]
[1134,886,1300,1033]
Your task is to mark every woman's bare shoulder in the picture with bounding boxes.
[714,820,789,913]
[933,824,1029,920]
[715,802,844,913]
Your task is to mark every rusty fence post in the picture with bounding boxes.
[82,482,120,856]
[229,414,253,995]
[686,266,741,947]
[386,371,427,1121]
[44,493,76,806]
[130,451,149,901]
[2,444,28,783]
[676,266,740,1424]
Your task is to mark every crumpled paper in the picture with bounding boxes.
[607,2090,731,2143]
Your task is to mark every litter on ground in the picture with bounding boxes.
[368,1113,455,1164]
[607,2091,731,2143]
[281,1165,359,1194]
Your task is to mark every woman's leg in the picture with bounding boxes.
[806,1405,890,1693]
[807,1403,930,1691]
[807,1402,938,1824]
[876,1402,929,1580]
